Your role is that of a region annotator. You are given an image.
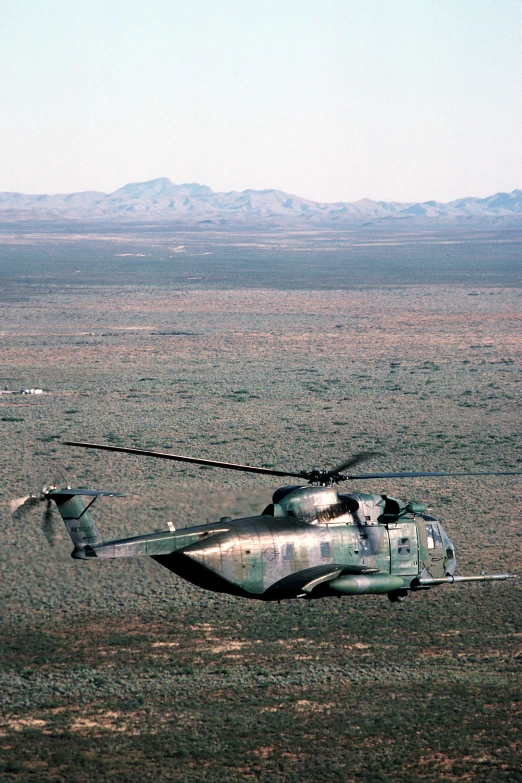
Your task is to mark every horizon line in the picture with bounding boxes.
[1,177,521,207]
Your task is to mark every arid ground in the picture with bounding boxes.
[0,225,521,782]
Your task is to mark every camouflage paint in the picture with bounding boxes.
[48,485,513,602]
[50,492,102,554]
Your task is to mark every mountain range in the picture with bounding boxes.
[0,178,521,225]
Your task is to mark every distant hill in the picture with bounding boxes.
[0,177,520,225]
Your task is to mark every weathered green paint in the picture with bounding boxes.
[389,522,418,576]
[328,574,408,595]
[50,492,102,553]
[47,484,514,602]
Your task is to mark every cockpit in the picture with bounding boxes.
[420,514,456,575]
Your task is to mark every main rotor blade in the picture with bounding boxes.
[343,470,522,479]
[63,442,522,483]
[329,452,382,476]
[63,441,304,479]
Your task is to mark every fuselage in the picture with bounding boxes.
[48,479,514,603]
[151,485,457,600]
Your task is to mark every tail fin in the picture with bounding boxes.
[47,488,124,558]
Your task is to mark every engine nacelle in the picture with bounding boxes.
[268,486,427,527]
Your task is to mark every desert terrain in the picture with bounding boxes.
[0,224,520,782]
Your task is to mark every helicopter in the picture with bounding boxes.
[17,443,519,603]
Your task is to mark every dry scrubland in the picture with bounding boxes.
[0,226,521,782]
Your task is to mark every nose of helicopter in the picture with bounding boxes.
[437,522,457,575]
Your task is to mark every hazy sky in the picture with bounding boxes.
[1,0,521,202]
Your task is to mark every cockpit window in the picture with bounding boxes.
[426,523,443,549]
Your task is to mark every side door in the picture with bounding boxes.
[389,522,419,576]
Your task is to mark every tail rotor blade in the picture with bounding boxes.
[10,495,40,516]
[41,500,56,546]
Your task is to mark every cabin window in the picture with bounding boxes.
[397,538,411,556]
[282,543,294,561]
[426,523,443,549]
[320,541,331,559]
